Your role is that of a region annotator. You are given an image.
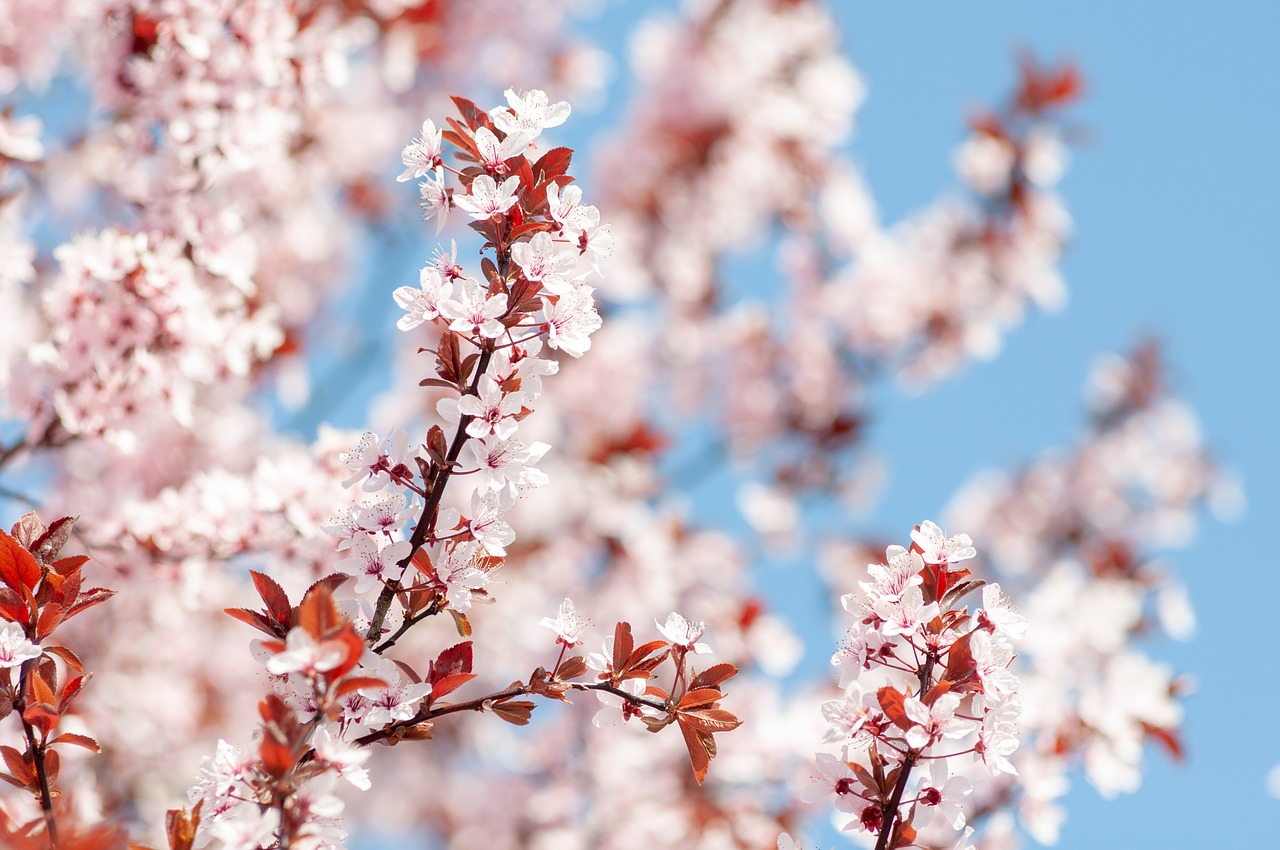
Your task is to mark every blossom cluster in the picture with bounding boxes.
[796,522,1025,849]
[179,88,619,848]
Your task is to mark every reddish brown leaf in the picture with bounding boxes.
[430,641,473,681]
[33,517,75,564]
[65,587,116,622]
[533,147,574,182]
[677,717,712,784]
[164,799,202,850]
[942,632,975,685]
[10,512,45,548]
[51,555,89,575]
[0,587,28,625]
[491,700,535,726]
[556,655,587,681]
[57,674,89,715]
[0,530,40,593]
[430,672,476,701]
[689,663,738,691]
[22,702,59,737]
[678,708,742,734]
[51,732,100,753]
[612,621,634,671]
[449,95,487,129]
[297,583,341,640]
[877,686,913,731]
[250,570,291,625]
[922,680,956,706]
[677,688,725,710]
[42,748,58,786]
[0,745,33,786]
[35,603,65,641]
[223,608,280,638]
[328,623,366,680]
[42,645,82,673]
[334,677,389,699]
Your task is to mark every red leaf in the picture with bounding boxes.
[250,571,291,625]
[430,642,474,684]
[35,603,65,641]
[612,622,634,670]
[533,147,574,182]
[58,673,90,714]
[223,608,281,638]
[677,718,712,784]
[0,745,33,786]
[334,677,389,699]
[65,587,116,621]
[298,583,341,639]
[33,516,75,563]
[430,672,476,701]
[450,95,488,129]
[51,732,100,753]
[678,708,742,734]
[165,800,202,850]
[0,530,40,593]
[677,689,725,710]
[877,686,913,731]
[10,512,44,548]
[689,663,738,691]
[942,632,975,685]
[43,644,83,673]
[491,700,535,726]
[51,555,89,575]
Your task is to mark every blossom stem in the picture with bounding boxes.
[366,343,495,642]
[569,682,669,713]
[17,661,59,849]
[873,655,938,850]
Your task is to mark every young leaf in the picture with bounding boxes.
[491,700,535,726]
[0,530,40,593]
[250,570,292,625]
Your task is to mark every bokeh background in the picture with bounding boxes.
[6,1,1277,847]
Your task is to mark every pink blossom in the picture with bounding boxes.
[393,266,454,331]
[266,627,345,676]
[439,278,509,339]
[490,88,571,140]
[539,597,592,648]
[656,612,712,655]
[452,174,521,220]
[0,622,41,668]
[904,693,978,750]
[397,119,444,182]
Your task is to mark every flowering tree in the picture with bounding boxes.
[0,1,1231,849]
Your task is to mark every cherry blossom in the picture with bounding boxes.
[0,621,41,668]
[397,120,444,182]
[452,174,521,220]
[393,267,454,331]
[539,597,593,648]
[491,88,572,140]
[266,628,345,677]
[439,278,509,340]
[656,612,712,654]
